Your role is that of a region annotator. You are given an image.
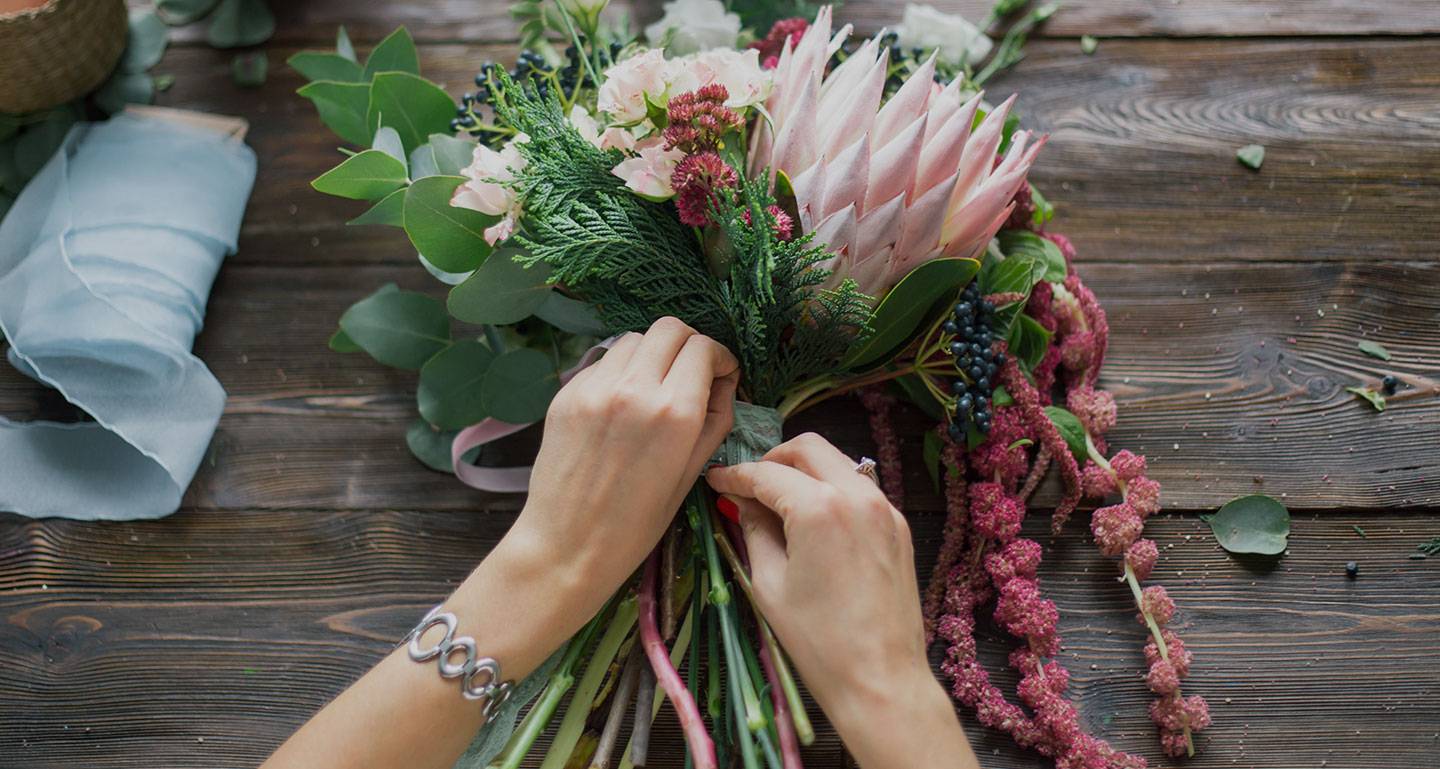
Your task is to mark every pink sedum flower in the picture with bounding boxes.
[452,135,528,246]
[611,138,686,201]
[1145,629,1193,677]
[1110,450,1147,482]
[1080,460,1118,498]
[1141,585,1176,626]
[1091,502,1143,557]
[1147,659,1182,695]
[1125,538,1160,580]
[1128,476,1162,517]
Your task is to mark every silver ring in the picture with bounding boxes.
[854,456,879,485]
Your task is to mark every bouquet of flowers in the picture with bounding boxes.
[294,1,1209,766]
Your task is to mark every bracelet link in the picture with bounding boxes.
[402,605,515,719]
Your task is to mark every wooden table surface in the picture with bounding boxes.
[4,1,1439,767]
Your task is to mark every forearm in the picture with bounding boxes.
[261,527,596,769]
[827,669,981,769]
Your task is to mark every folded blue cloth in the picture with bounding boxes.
[0,113,256,519]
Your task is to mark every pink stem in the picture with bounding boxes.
[758,639,803,769]
[639,546,716,769]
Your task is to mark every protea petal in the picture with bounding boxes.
[915,93,980,198]
[941,203,1013,260]
[951,94,1015,209]
[856,189,907,260]
[848,244,893,297]
[770,75,820,176]
[867,114,925,211]
[789,157,826,233]
[820,134,869,217]
[872,53,936,149]
[817,52,887,159]
[896,168,958,260]
[812,204,858,260]
[922,79,966,144]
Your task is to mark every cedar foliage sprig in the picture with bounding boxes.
[490,71,873,407]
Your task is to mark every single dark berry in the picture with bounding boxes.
[943,320,960,335]
[970,343,985,357]
[978,419,992,434]
[968,364,984,380]
[1382,374,1399,394]
[448,118,464,132]
[955,301,974,318]
[948,423,965,442]
[459,116,477,128]
[951,380,967,396]
[963,325,978,340]
[995,352,1007,366]
[974,394,989,409]
[956,394,973,413]
[950,342,967,356]
[977,376,991,391]
[977,331,993,347]
[980,300,995,314]
[456,104,471,117]
[1345,561,1358,579]
[985,362,998,378]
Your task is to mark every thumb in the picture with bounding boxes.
[728,495,787,608]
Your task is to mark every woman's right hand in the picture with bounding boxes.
[706,434,980,769]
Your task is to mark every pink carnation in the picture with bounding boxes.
[1128,476,1162,516]
[1080,461,1117,498]
[1125,538,1160,580]
[1110,450,1147,482]
[1091,502,1143,557]
[1141,585,1175,626]
[1146,659,1181,695]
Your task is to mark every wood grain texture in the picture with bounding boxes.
[145,38,1440,268]
[4,261,1434,513]
[2,508,1437,768]
[147,0,1440,42]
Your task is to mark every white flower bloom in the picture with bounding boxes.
[611,138,685,201]
[644,0,741,56]
[597,48,671,124]
[893,3,993,67]
[682,49,772,109]
[451,134,529,246]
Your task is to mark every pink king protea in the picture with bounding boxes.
[747,6,1045,299]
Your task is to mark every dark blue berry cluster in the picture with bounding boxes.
[944,281,1005,442]
[451,42,624,139]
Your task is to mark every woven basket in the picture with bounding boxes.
[0,0,128,114]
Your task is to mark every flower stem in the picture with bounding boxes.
[537,596,639,769]
[640,543,717,769]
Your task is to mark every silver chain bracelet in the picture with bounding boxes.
[399,605,515,719]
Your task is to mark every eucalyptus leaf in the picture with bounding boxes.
[347,188,406,227]
[288,51,365,83]
[419,252,476,286]
[406,418,459,473]
[408,143,440,179]
[362,27,421,80]
[336,26,358,62]
[481,348,560,424]
[231,52,268,87]
[418,339,498,429]
[372,126,408,169]
[534,292,606,336]
[1357,340,1391,361]
[923,430,943,495]
[997,230,1066,283]
[403,175,498,273]
[1346,386,1385,412]
[992,386,1014,408]
[448,250,555,325]
[842,258,982,370]
[297,80,373,146]
[1043,406,1088,463]
[367,72,457,154]
[417,133,477,177]
[156,0,221,26]
[206,0,275,48]
[312,149,408,200]
[121,10,169,74]
[95,70,155,113]
[338,290,450,370]
[329,328,363,353]
[1236,143,1265,170]
[153,73,176,91]
[1205,494,1290,555]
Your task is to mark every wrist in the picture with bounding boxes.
[826,666,969,769]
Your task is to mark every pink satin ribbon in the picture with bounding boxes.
[450,335,622,493]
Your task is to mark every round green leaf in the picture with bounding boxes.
[121,10,169,74]
[328,328,363,353]
[312,149,408,200]
[534,292,606,336]
[481,348,559,424]
[403,175,498,273]
[296,81,373,147]
[842,257,982,370]
[338,289,450,370]
[348,188,406,227]
[367,72,457,154]
[362,27,420,80]
[1205,495,1290,555]
[288,51,365,83]
[417,339,497,429]
[448,249,554,325]
[1042,406,1088,463]
[406,418,458,473]
[206,0,275,48]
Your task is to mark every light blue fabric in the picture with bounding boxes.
[0,113,256,519]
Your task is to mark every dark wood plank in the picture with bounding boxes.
[3,260,1435,513]
[146,38,1440,268]
[3,508,1437,767]
[146,0,1440,43]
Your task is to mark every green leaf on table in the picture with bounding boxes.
[1007,313,1053,372]
[156,0,221,25]
[297,80,373,146]
[372,126,408,169]
[367,72,457,155]
[418,338,498,429]
[410,133,477,179]
[329,328,363,352]
[923,430,943,495]
[1346,386,1386,412]
[153,73,176,91]
[347,188,406,227]
[841,258,982,370]
[403,175,498,273]
[206,0,275,48]
[481,348,560,424]
[1236,143,1265,171]
[121,10,169,73]
[231,52,268,86]
[336,26,358,62]
[448,250,555,325]
[338,289,450,369]
[288,51,365,83]
[362,27,421,80]
[1042,405,1088,463]
[534,292,606,336]
[1357,340,1391,361]
[997,230,1066,283]
[406,418,458,473]
[312,149,408,200]
[1204,494,1290,555]
[1080,35,1097,55]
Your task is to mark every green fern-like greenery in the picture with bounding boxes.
[490,73,871,407]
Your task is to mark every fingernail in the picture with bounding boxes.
[716,495,739,523]
[707,464,723,471]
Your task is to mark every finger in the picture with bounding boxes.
[593,332,643,377]
[663,333,740,397]
[763,432,874,492]
[627,317,698,382]
[706,461,831,524]
[734,500,787,605]
[687,370,739,474]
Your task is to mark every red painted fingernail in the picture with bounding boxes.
[707,464,723,470]
[716,496,739,523]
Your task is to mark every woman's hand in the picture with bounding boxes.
[507,317,740,628]
[706,434,979,769]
